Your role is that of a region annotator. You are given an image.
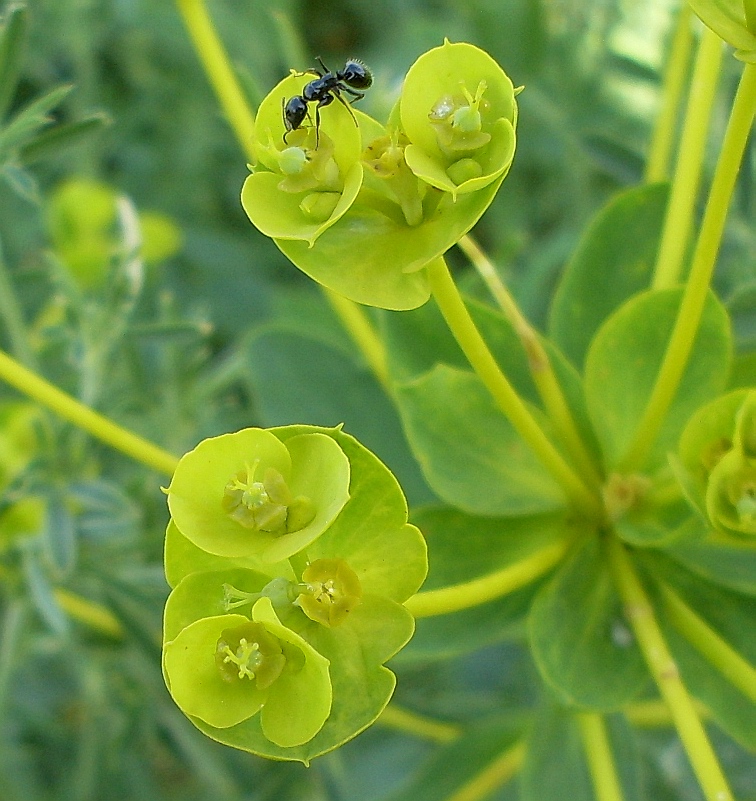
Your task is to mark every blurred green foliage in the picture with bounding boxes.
[0,1,754,799]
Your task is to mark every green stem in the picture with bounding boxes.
[323,290,392,394]
[607,536,734,801]
[645,4,694,184]
[458,235,603,489]
[652,27,723,289]
[426,257,602,517]
[175,0,256,161]
[379,704,460,743]
[577,713,624,801]
[620,62,756,473]
[0,349,179,476]
[404,538,569,618]
[661,583,756,702]
[444,742,525,801]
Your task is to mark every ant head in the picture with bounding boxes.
[341,59,373,90]
[283,95,308,135]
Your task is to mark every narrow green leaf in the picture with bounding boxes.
[584,288,731,471]
[0,84,73,156]
[396,364,565,516]
[529,538,649,709]
[19,112,111,163]
[1,161,37,202]
[0,4,28,120]
[549,183,669,370]
[41,493,77,578]
[21,547,69,636]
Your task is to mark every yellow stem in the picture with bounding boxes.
[175,0,256,161]
[661,583,756,702]
[405,539,569,618]
[426,257,602,518]
[645,5,694,183]
[0,349,179,476]
[577,713,625,801]
[458,235,603,489]
[378,704,460,743]
[607,537,734,801]
[652,27,724,289]
[444,742,526,801]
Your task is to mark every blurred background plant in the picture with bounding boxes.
[0,1,753,799]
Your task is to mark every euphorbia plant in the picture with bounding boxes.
[0,0,753,798]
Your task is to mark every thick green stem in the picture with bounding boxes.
[577,713,624,801]
[175,0,256,161]
[652,27,723,289]
[607,537,734,801]
[444,742,525,801]
[0,349,179,476]
[620,62,756,473]
[379,704,460,743]
[661,583,756,702]
[645,4,694,183]
[405,538,569,618]
[458,235,603,489]
[426,257,602,517]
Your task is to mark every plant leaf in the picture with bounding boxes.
[529,538,649,709]
[396,364,565,516]
[549,182,669,370]
[584,288,731,471]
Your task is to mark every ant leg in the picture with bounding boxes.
[315,56,330,75]
[330,89,360,127]
[342,87,365,102]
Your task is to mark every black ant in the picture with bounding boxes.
[282,58,373,147]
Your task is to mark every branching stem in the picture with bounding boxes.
[458,235,602,489]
